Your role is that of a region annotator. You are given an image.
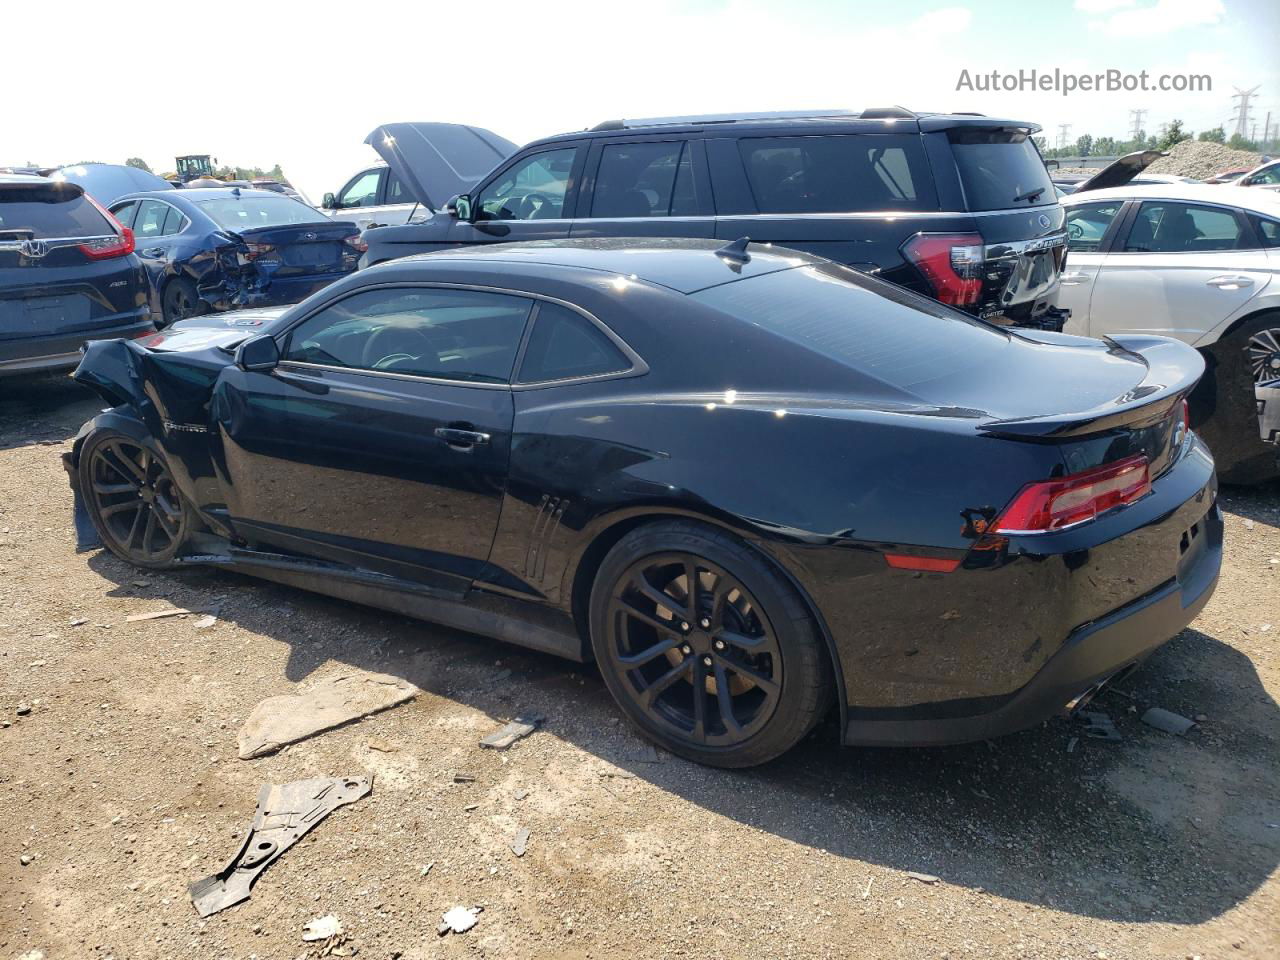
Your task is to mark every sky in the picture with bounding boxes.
[2,0,1276,201]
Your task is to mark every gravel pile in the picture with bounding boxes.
[1146,139,1263,179]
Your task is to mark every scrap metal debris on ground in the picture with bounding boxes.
[188,776,372,917]
[237,671,419,759]
[479,714,541,750]
[510,827,531,857]
[1073,709,1122,742]
[1141,707,1197,735]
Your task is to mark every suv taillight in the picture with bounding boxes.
[344,234,368,253]
[79,195,135,261]
[993,455,1152,534]
[901,233,984,307]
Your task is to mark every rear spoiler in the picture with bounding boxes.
[980,335,1204,439]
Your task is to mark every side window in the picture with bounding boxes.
[474,147,578,221]
[1124,202,1243,253]
[1251,216,1280,248]
[337,169,382,209]
[134,200,170,239]
[516,302,632,383]
[110,201,138,229]
[738,135,937,213]
[591,141,688,218]
[386,174,415,204]
[160,205,188,236]
[1065,201,1123,253]
[1246,165,1280,186]
[284,287,532,384]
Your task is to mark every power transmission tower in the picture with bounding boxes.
[1057,123,1072,150]
[1128,108,1147,143]
[1232,86,1260,139]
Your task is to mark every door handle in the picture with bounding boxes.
[434,426,490,448]
[1206,275,1254,289]
[142,247,166,257]
[1060,272,1090,285]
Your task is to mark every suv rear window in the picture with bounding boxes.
[739,135,938,213]
[948,129,1055,210]
[0,184,114,239]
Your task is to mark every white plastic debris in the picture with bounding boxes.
[302,915,343,941]
[905,871,940,884]
[438,905,482,935]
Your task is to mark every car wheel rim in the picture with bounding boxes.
[1246,328,1280,382]
[606,552,782,747]
[88,439,183,563]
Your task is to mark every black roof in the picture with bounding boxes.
[531,108,1040,147]
[391,237,827,295]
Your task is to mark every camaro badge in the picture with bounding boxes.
[162,421,208,434]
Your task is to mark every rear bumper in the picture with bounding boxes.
[843,495,1223,748]
[202,273,350,313]
[0,313,155,377]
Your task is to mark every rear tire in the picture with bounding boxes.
[79,431,190,569]
[589,520,833,768]
[1190,312,1280,485]
[161,276,207,326]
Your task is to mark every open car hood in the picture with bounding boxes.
[1072,150,1167,194]
[365,122,518,211]
[51,163,174,206]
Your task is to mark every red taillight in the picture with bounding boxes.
[242,242,273,259]
[344,234,368,253]
[885,554,961,573]
[79,195,135,260]
[993,455,1152,534]
[901,232,984,307]
[1181,398,1191,435]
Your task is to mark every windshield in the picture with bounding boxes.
[196,195,323,231]
[948,129,1055,210]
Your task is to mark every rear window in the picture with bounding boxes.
[691,263,1002,391]
[0,184,114,239]
[739,135,938,213]
[948,129,1055,210]
[196,195,323,231]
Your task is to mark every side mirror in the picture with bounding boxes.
[452,194,472,221]
[235,334,280,372]
[322,192,336,209]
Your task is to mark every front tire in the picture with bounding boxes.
[589,520,833,768]
[1191,312,1280,485]
[79,431,190,569]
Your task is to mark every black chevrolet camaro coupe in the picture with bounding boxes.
[64,238,1222,767]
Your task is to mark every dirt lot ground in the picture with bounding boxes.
[1,373,1277,960]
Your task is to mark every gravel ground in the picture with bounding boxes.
[1,373,1277,960]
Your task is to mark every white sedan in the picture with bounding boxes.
[1058,183,1280,482]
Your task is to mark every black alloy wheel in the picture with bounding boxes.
[590,521,832,767]
[608,552,783,746]
[83,435,188,567]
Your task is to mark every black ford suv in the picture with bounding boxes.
[1,174,152,377]
[360,109,1068,327]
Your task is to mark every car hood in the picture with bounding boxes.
[1072,150,1166,194]
[51,163,175,206]
[140,306,292,352]
[365,122,518,211]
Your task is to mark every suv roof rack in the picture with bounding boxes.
[590,109,859,131]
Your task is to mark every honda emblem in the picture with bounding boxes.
[21,239,49,258]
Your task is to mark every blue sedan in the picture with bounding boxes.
[109,187,363,325]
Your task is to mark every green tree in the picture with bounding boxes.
[1157,120,1191,150]
[1227,132,1258,151]
[1198,126,1225,143]
[125,157,152,173]
[1075,134,1094,157]
[1094,136,1118,156]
